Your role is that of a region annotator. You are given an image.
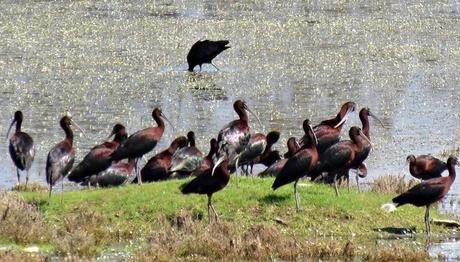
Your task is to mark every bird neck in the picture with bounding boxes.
[236,108,248,122]
[360,112,370,139]
[15,119,22,133]
[207,146,217,160]
[153,114,165,130]
[114,133,127,144]
[189,137,196,147]
[63,124,74,144]
[448,161,457,181]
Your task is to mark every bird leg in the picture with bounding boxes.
[235,155,241,188]
[61,180,64,205]
[136,159,142,185]
[425,205,431,236]
[294,180,300,212]
[26,170,29,186]
[355,173,360,192]
[333,173,340,197]
[211,63,220,71]
[48,184,52,204]
[346,171,350,192]
[208,195,219,222]
[16,168,20,185]
[207,195,211,224]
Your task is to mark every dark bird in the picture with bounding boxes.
[191,138,219,177]
[169,131,204,177]
[272,119,319,211]
[302,101,356,153]
[234,131,280,183]
[382,156,458,235]
[406,155,447,180]
[139,136,188,182]
[259,137,300,177]
[316,126,372,196]
[215,100,262,178]
[187,40,230,72]
[180,157,230,223]
[110,108,172,184]
[89,158,136,187]
[283,137,300,158]
[351,107,384,191]
[68,124,127,184]
[6,111,35,185]
[246,131,281,172]
[46,114,83,201]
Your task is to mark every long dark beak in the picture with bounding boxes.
[70,119,87,137]
[245,106,263,130]
[369,111,385,128]
[6,120,15,139]
[334,107,354,128]
[161,113,175,132]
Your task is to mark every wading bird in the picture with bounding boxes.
[317,126,372,196]
[169,131,204,177]
[139,136,188,182]
[180,156,230,223]
[351,107,384,191]
[406,155,447,180]
[382,156,458,235]
[6,111,35,185]
[68,124,127,184]
[110,108,172,184]
[89,158,136,187]
[272,119,319,211]
[215,100,262,178]
[46,114,84,201]
[302,101,356,153]
[191,138,219,177]
[187,40,230,72]
[234,131,280,183]
[259,137,300,177]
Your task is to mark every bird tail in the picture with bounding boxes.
[381,202,397,213]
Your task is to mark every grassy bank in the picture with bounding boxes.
[0,177,454,260]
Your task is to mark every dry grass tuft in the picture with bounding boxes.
[52,204,111,256]
[12,183,48,193]
[364,246,429,261]
[0,250,48,262]
[0,191,50,244]
[370,175,419,194]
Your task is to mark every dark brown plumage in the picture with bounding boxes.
[406,155,447,180]
[6,111,35,185]
[272,119,319,211]
[180,159,230,223]
[389,156,457,235]
[187,40,230,72]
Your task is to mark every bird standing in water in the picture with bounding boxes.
[187,40,230,72]
[6,111,35,185]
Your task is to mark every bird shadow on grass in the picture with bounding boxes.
[373,227,417,235]
[259,194,290,205]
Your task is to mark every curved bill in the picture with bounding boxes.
[309,124,318,146]
[70,119,87,137]
[245,106,263,130]
[212,156,225,176]
[334,107,354,128]
[359,130,372,148]
[369,111,385,128]
[6,120,15,139]
[161,113,175,132]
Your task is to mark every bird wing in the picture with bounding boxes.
[170,147,204,173]
[9,132,35,170]
[46,142,75,185]
[320,142,353,172]
[272,149,312,190]
[393,179,446,207]
[111,128,158,160]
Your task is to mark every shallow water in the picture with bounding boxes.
[0,0,460,258]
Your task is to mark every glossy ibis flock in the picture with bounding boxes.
[4,40,458,235]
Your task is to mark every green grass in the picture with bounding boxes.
[5,176,454,260]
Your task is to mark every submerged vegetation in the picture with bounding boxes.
[0,177,455,260]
